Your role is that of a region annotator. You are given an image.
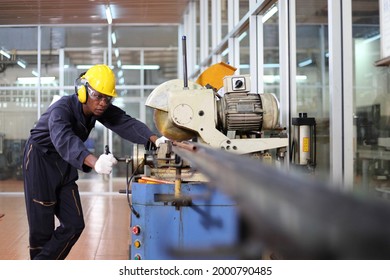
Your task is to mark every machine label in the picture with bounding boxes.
[302,137,310,152]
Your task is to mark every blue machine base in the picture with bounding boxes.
[130,183,238,260]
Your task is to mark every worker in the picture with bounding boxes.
[23,64,166,260]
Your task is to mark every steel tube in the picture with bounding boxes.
[173,142,390,259]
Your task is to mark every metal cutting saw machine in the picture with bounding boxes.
[128,60,288,260]
[146,62,288,156]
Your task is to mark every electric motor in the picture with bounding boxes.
[217,92,280,135]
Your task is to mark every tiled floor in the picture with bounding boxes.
[0,176,131,260]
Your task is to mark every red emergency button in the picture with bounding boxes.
[134,254,142,260]
[132,225,141,235]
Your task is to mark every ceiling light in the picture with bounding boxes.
[238,32,247,42]
[105,5,113,24]
[77,65,115,70]
[264,64,280,68]
[76,65,94,70]
[239,64,249,69]
[298,58,313,67]
[17,77,56,84]
[262,6,278,23]
[111,32,117,45]
[263,75,307,83]
[122,65,160,70]
[0,49,11,59]
[114,48,119,58]
[17,60,27,69]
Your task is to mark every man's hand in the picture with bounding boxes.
[155,136,169,147]
[94,154,118,174]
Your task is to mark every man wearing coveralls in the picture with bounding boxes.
[23,64,165,259]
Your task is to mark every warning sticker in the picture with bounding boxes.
[303,137,310,152]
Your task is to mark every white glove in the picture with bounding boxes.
[94,154,118,174]
[155,136,169,147]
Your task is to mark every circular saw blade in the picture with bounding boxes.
[153,109,196,141]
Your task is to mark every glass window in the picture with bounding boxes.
[295,0,329,178]
[113,50,141,87]
[63,26,108,48]
[144,49,178,84]
[263,4,280,98]
[0,27,38,179]
[221,0,229,40]
[65,49,107,86]
[352,1,383,196]
[239,0,250,20]
[113,26,179,48]
[239,30,250,75]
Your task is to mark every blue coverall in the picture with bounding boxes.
[23,94,155,259]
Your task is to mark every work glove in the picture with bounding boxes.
[155,136,169,147]
[94,153,118,174]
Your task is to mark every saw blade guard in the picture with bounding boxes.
[146,79,203,141]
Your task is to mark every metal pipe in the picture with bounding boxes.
[172,142,390,259]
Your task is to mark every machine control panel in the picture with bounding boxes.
[223,75,251,93]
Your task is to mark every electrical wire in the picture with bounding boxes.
[125,157,144,218]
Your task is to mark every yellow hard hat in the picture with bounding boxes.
[83,64,117,97]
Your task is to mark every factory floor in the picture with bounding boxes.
[0,176,131,260]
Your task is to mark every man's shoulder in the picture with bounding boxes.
[52,95,77,109]
[47,95,80,118]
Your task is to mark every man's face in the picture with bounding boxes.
[85,85,113,116]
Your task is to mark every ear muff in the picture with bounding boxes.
[75,73,88,104]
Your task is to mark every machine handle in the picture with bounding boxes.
[104,144,128,162]
[182,35,188,89]
[105,144,110,155]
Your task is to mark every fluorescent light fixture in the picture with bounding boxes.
[241,64,280,69]
[262,75,307,84]
[238,32,247,42]
[105,5,113,24]
[17,76,56,84]
[264,63,280,68]
[296,75,308,81]
[122,65,160,70]
[116,59,122,68]
[111,32,116,45]
[32,70,39,77]
[221,49,228,56]
[76,65,94,70]
[263,75,279,83]
[17,60,27,69]
[76,65,115,70]
[0,50,11,59]
[262,6,278,23]
[117,70,123,78]
[114,48,119,58]
[119,77,124,84]
[298,58,313,67]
